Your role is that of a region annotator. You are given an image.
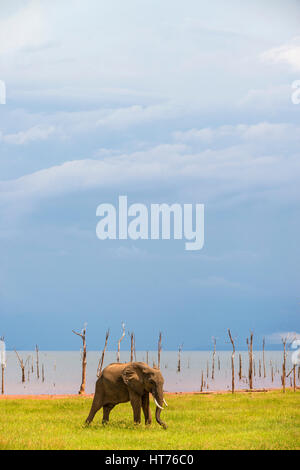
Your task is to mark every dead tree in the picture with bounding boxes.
[228,329,235,394]
[14,350,29,383]
[116,323,125,363]
[0,337,5,395]
[97,329,110,377]
[281,337,287,393]
[158,332,162,369]
[201,371,204,392]
[36,345,40,380]
[262,338,266,378]
[239,354,242,380]
[42,364,45,383]
[212,337,216,380]
[72,326,87,395]
[134,334,136,361]
[247,332,254,390]
[146,351,149,364]
[129,332,135,362]
[177,344,183,372]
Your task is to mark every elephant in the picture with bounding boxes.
[85,362,168,428]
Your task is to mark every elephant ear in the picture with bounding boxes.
[122,364,144,395]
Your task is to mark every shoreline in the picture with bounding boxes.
[0,387,298,400]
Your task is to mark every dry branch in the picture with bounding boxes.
[228,329,235,394]
[72,326,87,395]
[116,323,125,363]
[97,329,110,377]
[158,332,162,369]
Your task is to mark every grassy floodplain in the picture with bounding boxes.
[0,390,299,450]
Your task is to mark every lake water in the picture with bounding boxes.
[2,350,295,395]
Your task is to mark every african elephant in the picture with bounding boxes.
[85,362,168,428]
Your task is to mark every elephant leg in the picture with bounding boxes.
[85,395,103,424]
[102,404,115,424]
[142,392,152,425]
[129,390,142,424]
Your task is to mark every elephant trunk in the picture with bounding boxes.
[153,387,167,429]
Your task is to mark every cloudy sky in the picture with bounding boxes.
[0,0,300,350]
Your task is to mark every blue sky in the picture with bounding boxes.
[0,0,300,350]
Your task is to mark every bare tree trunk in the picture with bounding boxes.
[129,332,134,362]
[133,334,136,362]
[146,351,149,364]
[201,371,204,392]
[218,356,220,371]
[1,365,4,394]
[212,338,216,380]
[293,365,296,392]
[239,354,242,380]
[262,338,266,378]
[42,364,45,383]
[282,338,287,393]
[247,333,254,390]
[116,323,125,363]
[158,332,162,369]
[177,344,182,372]
[72,326,87,395]
[14,350,28,383]
[228,329,235,394]
[97,330,110,377]
[36,345,40,380]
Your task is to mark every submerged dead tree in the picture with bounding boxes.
[72,325,87,395]
[36,345,40,380]
[239,354,242,380]
[262,338,266,378]
[212,337,216,380]
[228,329,235,394]
[116,323,125,363]
[287,364,297,392]
[158,332,162,369]
[281,337,287,393]
[97,329,110,377]
[14,350,29,383]
[0,337,5,395]
[247,332,254,390]
[129,332,135,362]
[177,344,183,372]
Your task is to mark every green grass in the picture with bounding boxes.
[0,391,299,450]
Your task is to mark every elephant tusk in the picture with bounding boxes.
[163,398,168,407]
[154,397,163,410]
